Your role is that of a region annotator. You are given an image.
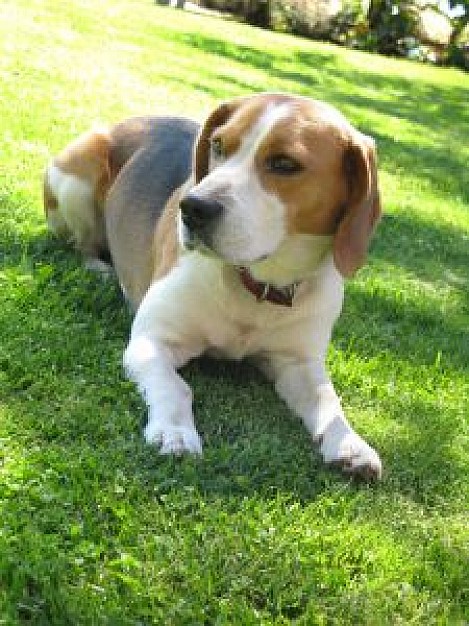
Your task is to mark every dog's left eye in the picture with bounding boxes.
[211,138,225,159]
[265,154,303,175]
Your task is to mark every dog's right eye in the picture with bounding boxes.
[265,154,303,175]
[211,138,225,159]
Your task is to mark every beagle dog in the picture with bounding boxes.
[44,93,382,479]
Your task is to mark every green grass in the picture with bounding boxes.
[1,0,468,623]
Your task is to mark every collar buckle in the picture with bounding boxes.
[238,267,300,307]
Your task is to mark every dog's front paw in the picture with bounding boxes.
[144,419,203,455]
[320,415,382,480]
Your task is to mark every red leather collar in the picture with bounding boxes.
[238,267,299,307]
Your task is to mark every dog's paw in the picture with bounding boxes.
[144,420,203,455]
[319,416,382,481]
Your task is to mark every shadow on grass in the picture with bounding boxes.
[374,212,469,293]
[167,29,469,129]
[372,131,468,204]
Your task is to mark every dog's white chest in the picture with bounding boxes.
[207,323,261,360]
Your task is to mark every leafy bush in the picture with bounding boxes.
[197,0,468,70]
[447,42,469,69]
[364,0,418,55]
[273,0,343,39]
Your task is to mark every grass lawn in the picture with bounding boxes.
[1,0,468,623]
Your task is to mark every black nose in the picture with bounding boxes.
[180,194,223,231]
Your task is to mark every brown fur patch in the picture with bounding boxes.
[333,134,381,276]
[195,103,237,183]
[256,111,349,237]
[54,128,112,189]
[151,183,188,283]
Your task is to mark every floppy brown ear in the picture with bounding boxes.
[333,133,381,277]
[194,100,240,183]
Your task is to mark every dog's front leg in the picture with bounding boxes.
[124,335,202,455]
[269,357,382,480]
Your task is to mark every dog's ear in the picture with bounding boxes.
[194,101,239,183]
[333,133,381,277]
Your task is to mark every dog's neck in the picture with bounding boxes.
[187,234,333,306]
[236,234,333,306]
[246,234,333,287]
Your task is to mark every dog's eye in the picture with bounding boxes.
[265,154,303,175]
[211,138,225,159]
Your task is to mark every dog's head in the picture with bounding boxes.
[179,93,381,277]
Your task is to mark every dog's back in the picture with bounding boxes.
[44,116,199,286]
[105,117,199,307]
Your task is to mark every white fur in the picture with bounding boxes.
[249,234,333,286]
[47,163,96,249]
